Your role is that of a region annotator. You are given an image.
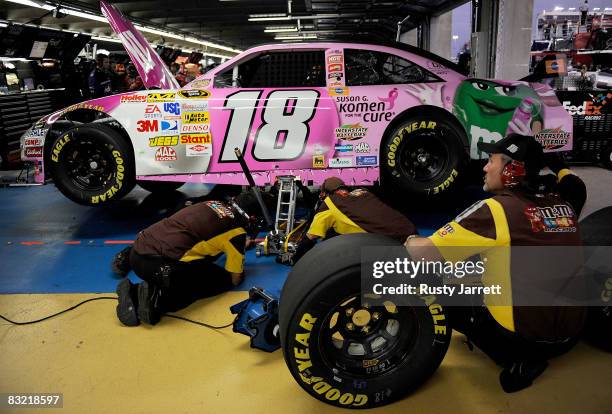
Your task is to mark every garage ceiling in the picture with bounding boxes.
[1,0,469,56]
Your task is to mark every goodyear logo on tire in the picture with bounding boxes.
[177,90,211,99]
[51,134,71,162]
[182,111,210,124]
[147,92,176,102]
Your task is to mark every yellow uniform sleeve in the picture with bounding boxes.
[307,208,336,238]
[220,228,246,274]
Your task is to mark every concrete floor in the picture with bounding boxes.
[0,165,611,413]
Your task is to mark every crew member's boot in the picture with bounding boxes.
[137,281,163,325]
[116,279,140,326]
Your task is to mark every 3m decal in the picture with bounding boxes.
[149,135,178,147]
[137,119,159,132]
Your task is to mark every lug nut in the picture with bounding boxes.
[346,308,355,317]
[361,326,370,334]
[362,303,370,309]
[372,312,380,321]
[346,323,355,331]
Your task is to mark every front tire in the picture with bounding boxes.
[279,233,451,409]
[381,115,465,197]
[47,123,135,206]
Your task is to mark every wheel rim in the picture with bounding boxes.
[63,140,115,191]
[318,294,418,378]
[397,130,450,183]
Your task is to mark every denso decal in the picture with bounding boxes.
[161,120,178,131]
[24,147,43,158]
[356,155,377,166]
[534,127,570,150]
[137,119,159,132]
[182,111,210,124]
[180,124,210,133]
[329,157,353,168]
[24,138,43,147]
[149,135,179,147]
[147,92,176,102]
[163,102,180,115]
[336,95,394,122]
[186,144,212,157]
[335,124,368,140]
[144,104,162,118]
[180,133,212,144]
[120,94,146,103]
[178,89,211,99]
[155,146,177,161]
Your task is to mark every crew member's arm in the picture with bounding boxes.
[291,200,335,263]
[222,230,247,286]
[545,153,587,217]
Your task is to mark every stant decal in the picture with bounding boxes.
[329,157,353,168]
[178,89,211,99]
[24,147,43,157]
[335,123,368,140]
[149,135,179,147]
[120,94,146,103]
[155,146,177,161]
[186,144,212,157]
[180,124,210,133]
[534,127,570,150]
[147,92,176,102]
[182,111,210,124]
[180,133,212,144]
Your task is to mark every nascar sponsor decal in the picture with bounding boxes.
[335,123,368,140]
[312,155,326,168]
[147,92,176,102]
[149,135,179,147]
[328,87,349,97]
[137,119,159,132]
[177,89,211,99]
[48,103,105,123]
[24,137,43,147]
[144,104,163,118]
[328,63,343,73]
[161,120,178,131]
[186,143,212,157]
[24,128,46,138]
[188,79,211,89]
[163,102,180,115]
[334,144,353,153]
[336,95,396,122]
[534,127,570,150]
[354,142,370,153]
[120,94,146,103]
[24,146,43,157]
[356,155,377,166]
[562,92,611,121]
[182,111,210,124]
[329,157,353,168]
[524,205,576,233]
[426,61,449,75]
[155,146,177,161]
[180,124,210,133]
[180,133,211,144]
[181,102,208,112]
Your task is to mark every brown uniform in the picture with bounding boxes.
[308,188,417,242]
[133,200,247,274]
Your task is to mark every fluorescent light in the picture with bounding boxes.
[249,16,292,21]
[5,0,54,10]
[250,13,288,18]
[605,7,612,11]
[60,8,108,23]
[264,26,298,33]
[136,25,184,40]
[184,36,241,53]
[274,34,318,40]
[0,22,7,28]
[0,57,28,61]
[554,6,564,11]
[91,35,123,44]
[204,52,232,59]
[569,7,576,11]
[594,7,601,10]
[452,35,459,40]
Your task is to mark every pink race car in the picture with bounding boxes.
[20,1,572,206]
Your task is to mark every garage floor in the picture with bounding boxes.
[1,167,611,414]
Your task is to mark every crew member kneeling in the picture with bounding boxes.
[291,177,418,263]
[111,192,269,326]
[406,133,587,393]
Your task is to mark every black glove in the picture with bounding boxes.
[543,152,569,174]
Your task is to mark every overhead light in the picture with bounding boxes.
[250,13,288,18]
[60,8,108,23]
[1,57,29,62]
[5,0,54,10]
[264,26,298,33]
[554,7,564,11]
[594,7,600,10]
[249,16,292,21]
[605,7,612,11]
[136,25,184,40]
[274,34,318,40]
[91,35,123,44]
[205,52,232,59]
[452,35,459,40]
[0,22,8,28]
[184,36,241,53]
[569,7,576,11]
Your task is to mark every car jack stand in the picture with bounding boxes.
[230,287,281,352]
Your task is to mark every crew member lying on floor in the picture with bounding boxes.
[289,177,418,264]
[405,133,587,393]
[111,192,272,326]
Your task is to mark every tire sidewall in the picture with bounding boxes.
[601,144,612,170]
[282,266,451,409]
[382,115,464,196]
[47,124,134,205]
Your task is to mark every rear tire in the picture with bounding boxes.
[137,180,184,193]
[381,115,465,197]
[600,144,612,170]
[47,123,135,206]
[279,233,451,409]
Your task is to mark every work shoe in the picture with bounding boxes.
[137,281,163,325]
[499,360,548,393]
[116,279,139,327]
[111,246,133,277]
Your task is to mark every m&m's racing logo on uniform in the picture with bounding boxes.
[524,204,576,233]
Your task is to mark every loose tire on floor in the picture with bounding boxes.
[381,115,465,197]
[137,180,184,193]
[47,123,135,206]
[279,233,451,409]
[580,207,612,352]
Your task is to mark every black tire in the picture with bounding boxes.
[580,207,612,352]
[47,123,135,206]
[279,233,451,409]
[600,144,612,170]
[381,115,465,197]
[137,180,184,193]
